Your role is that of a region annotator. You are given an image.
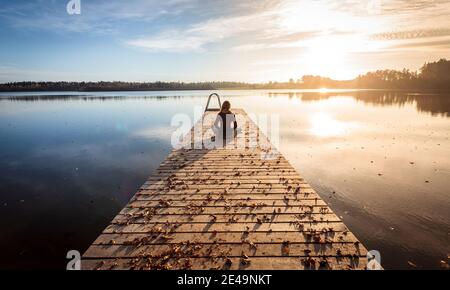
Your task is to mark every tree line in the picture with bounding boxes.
[1,59,449,92]
[296,58,450,91]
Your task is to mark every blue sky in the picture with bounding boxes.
[0,0,449,82]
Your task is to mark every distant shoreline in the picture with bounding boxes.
[1,58,449,93]
[0,88,449,94]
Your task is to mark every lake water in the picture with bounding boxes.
[0,90,449,269]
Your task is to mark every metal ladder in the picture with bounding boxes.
[205,93,222,112]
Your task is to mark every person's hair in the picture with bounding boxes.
[220,100,231,113]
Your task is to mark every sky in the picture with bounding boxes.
[0,0,450,82]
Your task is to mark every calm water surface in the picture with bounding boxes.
[0,90,449,269]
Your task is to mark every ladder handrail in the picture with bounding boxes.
[205,93,222,112]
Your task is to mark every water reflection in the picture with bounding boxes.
[0,95,189,102]
[309,112,357,137]
[0,89,449,270]
[267,91,450,117]
[3,90,450,117]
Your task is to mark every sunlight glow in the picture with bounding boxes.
[299,34,383,80]
[309,112,354,137]
[274,1,391,80]
[302,38,347,79]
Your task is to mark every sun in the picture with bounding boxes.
[276,0,387,80]
[301,36,353,80]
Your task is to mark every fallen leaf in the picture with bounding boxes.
[407,261,417,268]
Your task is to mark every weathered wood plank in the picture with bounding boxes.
[135,188,318,195]
[81,257,367,270]
[103,222,349,234]
[112,213,341,223]
[119,206,334,216]
[91,231,362,245]
[128,199,327,207]
[132,194,322,201]
[84,243,367,259]
[141,184,312,190]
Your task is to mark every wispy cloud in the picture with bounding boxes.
[0,0,195,34]
[373,28,450,40]
[388,38,450,51]
[232,31,320,51]
[126,10,277,52]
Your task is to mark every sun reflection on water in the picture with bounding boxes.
[309,112,355,137]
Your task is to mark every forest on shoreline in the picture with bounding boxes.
[1,59,449,92]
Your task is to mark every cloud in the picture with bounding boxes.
[0,0,196,34]
[372,28,450,40]
[125,1,343,53]
[126,12,275,52]
[377,0,450,14]
[126,32,209,53]
[329,0,450,16]
[232,31,320,51]
[388,38,450,50]
[370,28,450,52]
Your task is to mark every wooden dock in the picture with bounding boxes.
[82,108,369,270]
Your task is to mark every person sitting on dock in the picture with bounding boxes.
[212,100,237,147]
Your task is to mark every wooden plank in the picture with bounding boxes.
[81,257,368,270]
[146,175,303,180]
[159,161,292,166]
[127,199,327,207]
[91,231,362,245]
[103,222,349,234]
[119,206,334,216]
[132,194,322,200]
[141,184,311,190]
[156,169,296,173]
[135,188,318,195]
[112,213,341,223]
[84,243,367,259]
